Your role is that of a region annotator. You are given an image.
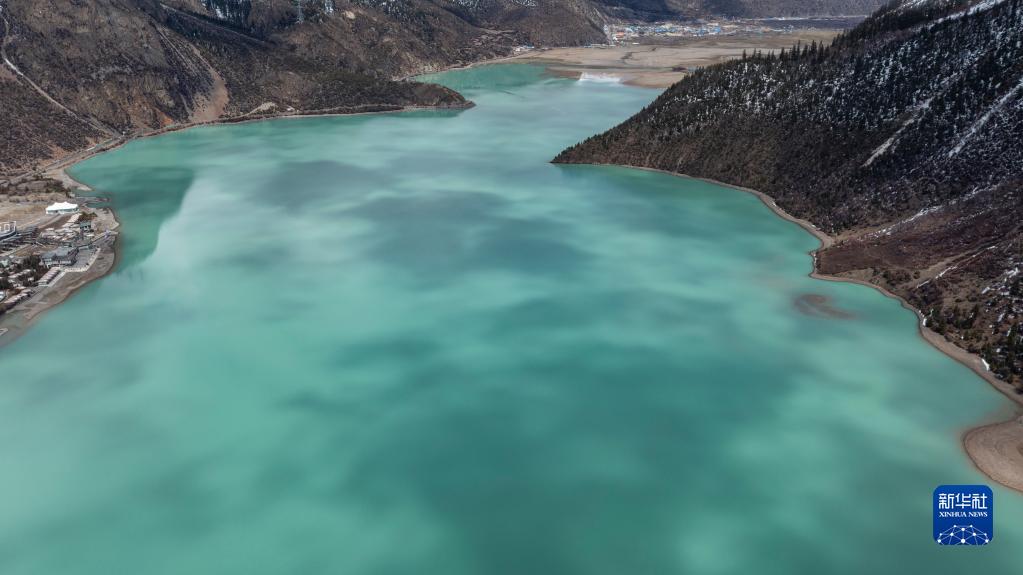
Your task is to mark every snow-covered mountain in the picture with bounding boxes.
[557,0,1023,389]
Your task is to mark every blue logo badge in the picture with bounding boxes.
[933,485,993,545]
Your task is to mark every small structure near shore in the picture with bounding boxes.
[37,267,62,287]
[45,202,79,215]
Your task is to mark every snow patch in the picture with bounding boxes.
[578,73,622,84]
[948,75,1023,157]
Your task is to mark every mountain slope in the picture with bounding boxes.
[0,0,505,176]
[556,0,1023,390]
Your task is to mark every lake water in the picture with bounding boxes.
[1,64,1020,573]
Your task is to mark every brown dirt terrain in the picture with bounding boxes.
[516,31,840,87]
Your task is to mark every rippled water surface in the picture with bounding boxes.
[1,65,1020,573]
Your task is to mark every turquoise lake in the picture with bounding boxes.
[1,64,1021,573]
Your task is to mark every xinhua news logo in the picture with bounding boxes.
[933,485,993,546]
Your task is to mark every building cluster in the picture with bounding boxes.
[604,20,803,43]
[39,211,94,244]
[0,201,112,313]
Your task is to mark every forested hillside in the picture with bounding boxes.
[557,0,1023,390]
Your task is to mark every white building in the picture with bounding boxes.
[45,202,79,215]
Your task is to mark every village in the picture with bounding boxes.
[0,191,118,326]
[603,17,862,44]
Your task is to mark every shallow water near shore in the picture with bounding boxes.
[1,64,1021,573]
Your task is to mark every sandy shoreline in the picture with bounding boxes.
[575,162,1023,493]
[965,418,1023,492]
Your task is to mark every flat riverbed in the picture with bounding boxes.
[514,32,840,87]
[0,65,1020,573]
